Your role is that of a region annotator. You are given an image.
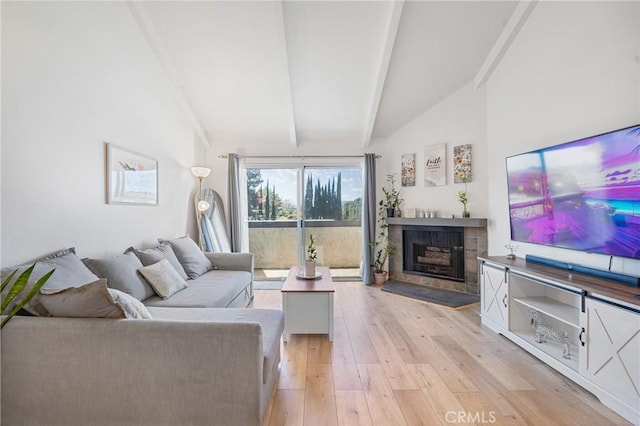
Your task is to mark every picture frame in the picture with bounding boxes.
[105,143,158,205]
[453,144,472,183]
[424,143,446,187]
[401,153,416,187]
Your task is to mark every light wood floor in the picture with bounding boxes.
[251,282,631,426]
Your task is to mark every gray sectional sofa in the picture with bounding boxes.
[1,238,284,426]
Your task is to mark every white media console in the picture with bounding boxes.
[479,256,640,424]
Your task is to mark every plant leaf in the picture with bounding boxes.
[1,267,54,328]
[1,269,18,293]
[1,264,35,313]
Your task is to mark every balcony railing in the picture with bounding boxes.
[248,220,362,269]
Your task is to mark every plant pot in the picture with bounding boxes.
[373,271,387,285]
[386,208,395,218]
[462,210,470,218]
[305,260,316,277]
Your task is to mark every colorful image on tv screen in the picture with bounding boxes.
[506,125,640,259]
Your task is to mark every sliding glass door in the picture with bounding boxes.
[243,162,362,280]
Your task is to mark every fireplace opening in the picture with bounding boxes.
[402,226,465,281]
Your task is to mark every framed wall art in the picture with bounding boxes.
[105,143,158,205]
[453,144,472,183]
[424,143,446,187]
[401,153,416,187]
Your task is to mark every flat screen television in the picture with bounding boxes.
[505,124,640,260]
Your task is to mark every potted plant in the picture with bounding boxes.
[456,175,470,218]
[370,201,396,284]
[381,173,402,217]
[305,233,318,277]
[1,264,54,328]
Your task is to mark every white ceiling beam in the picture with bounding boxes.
[362,0,404,148]
[126,2,212,149]
[273,1,298,148]
[474,1,538,90]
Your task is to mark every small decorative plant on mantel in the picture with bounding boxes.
[370,201,396,284]
[455,173,470,218]
[305,233,318,277]
[381,173,402,217]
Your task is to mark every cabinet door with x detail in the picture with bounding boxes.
[580,297,640,417]
[481,262,509,331]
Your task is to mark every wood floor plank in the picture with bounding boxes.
[267,389,305,426]
[407,363,473,425]
[365,319,419,390]
[454,391,524,426]
[279,335,309,389]
[357,363,408,426]
[304,363,338,426]
[342,312,379,364]
[380,316,432,363]
[430,359,479,393]
[393,389,443,426]
[331,316,362,390]
[308,335,333,364]
[335,390,373,426]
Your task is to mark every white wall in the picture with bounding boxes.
[1,2,203,266]
[486,1,640,275]
[379,82,489,219]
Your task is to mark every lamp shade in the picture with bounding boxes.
[191,167,211,178]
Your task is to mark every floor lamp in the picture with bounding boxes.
[191,166,211,250]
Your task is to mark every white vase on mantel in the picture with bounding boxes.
[305,260,316,277]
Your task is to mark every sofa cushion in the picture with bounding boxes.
[138,259,188,299]
[126,245,188,281]
[189,270,252,289]
[158,236,213,279]
[108,289,153,319]
[147,307,284,384]
[143,285,239,308]
[1,248,99,316]
[83,252,155,301]
[39,279,126,318]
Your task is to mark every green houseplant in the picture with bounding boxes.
[1,264,54,328]
[456,173,470,218]
[381,173,402,217]
[305,233,318,277]
[370,201,396,284]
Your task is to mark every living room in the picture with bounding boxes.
[2,1,639,425]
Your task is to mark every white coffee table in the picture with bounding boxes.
[281,266,335,342]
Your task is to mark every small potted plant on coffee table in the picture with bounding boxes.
[305,233,318,277]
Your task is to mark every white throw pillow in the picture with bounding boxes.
[39,279,126,318]
[108,288,153,319]
[138,259,188,299]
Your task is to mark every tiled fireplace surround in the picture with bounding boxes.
[387,217,488,294]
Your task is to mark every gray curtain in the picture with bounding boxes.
[362,153,377,285]
[227,153,242,252]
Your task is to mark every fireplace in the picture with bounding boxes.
[402,226,465,281]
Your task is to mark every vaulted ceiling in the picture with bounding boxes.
[130,1,519,149]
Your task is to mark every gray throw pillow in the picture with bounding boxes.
[158,236,213,279]
[108,289,152,319]
[39,279,126,318]
[1,247,100,316]
[83,252,155,301]
[125,245,188,281]
[138,259,188,299]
